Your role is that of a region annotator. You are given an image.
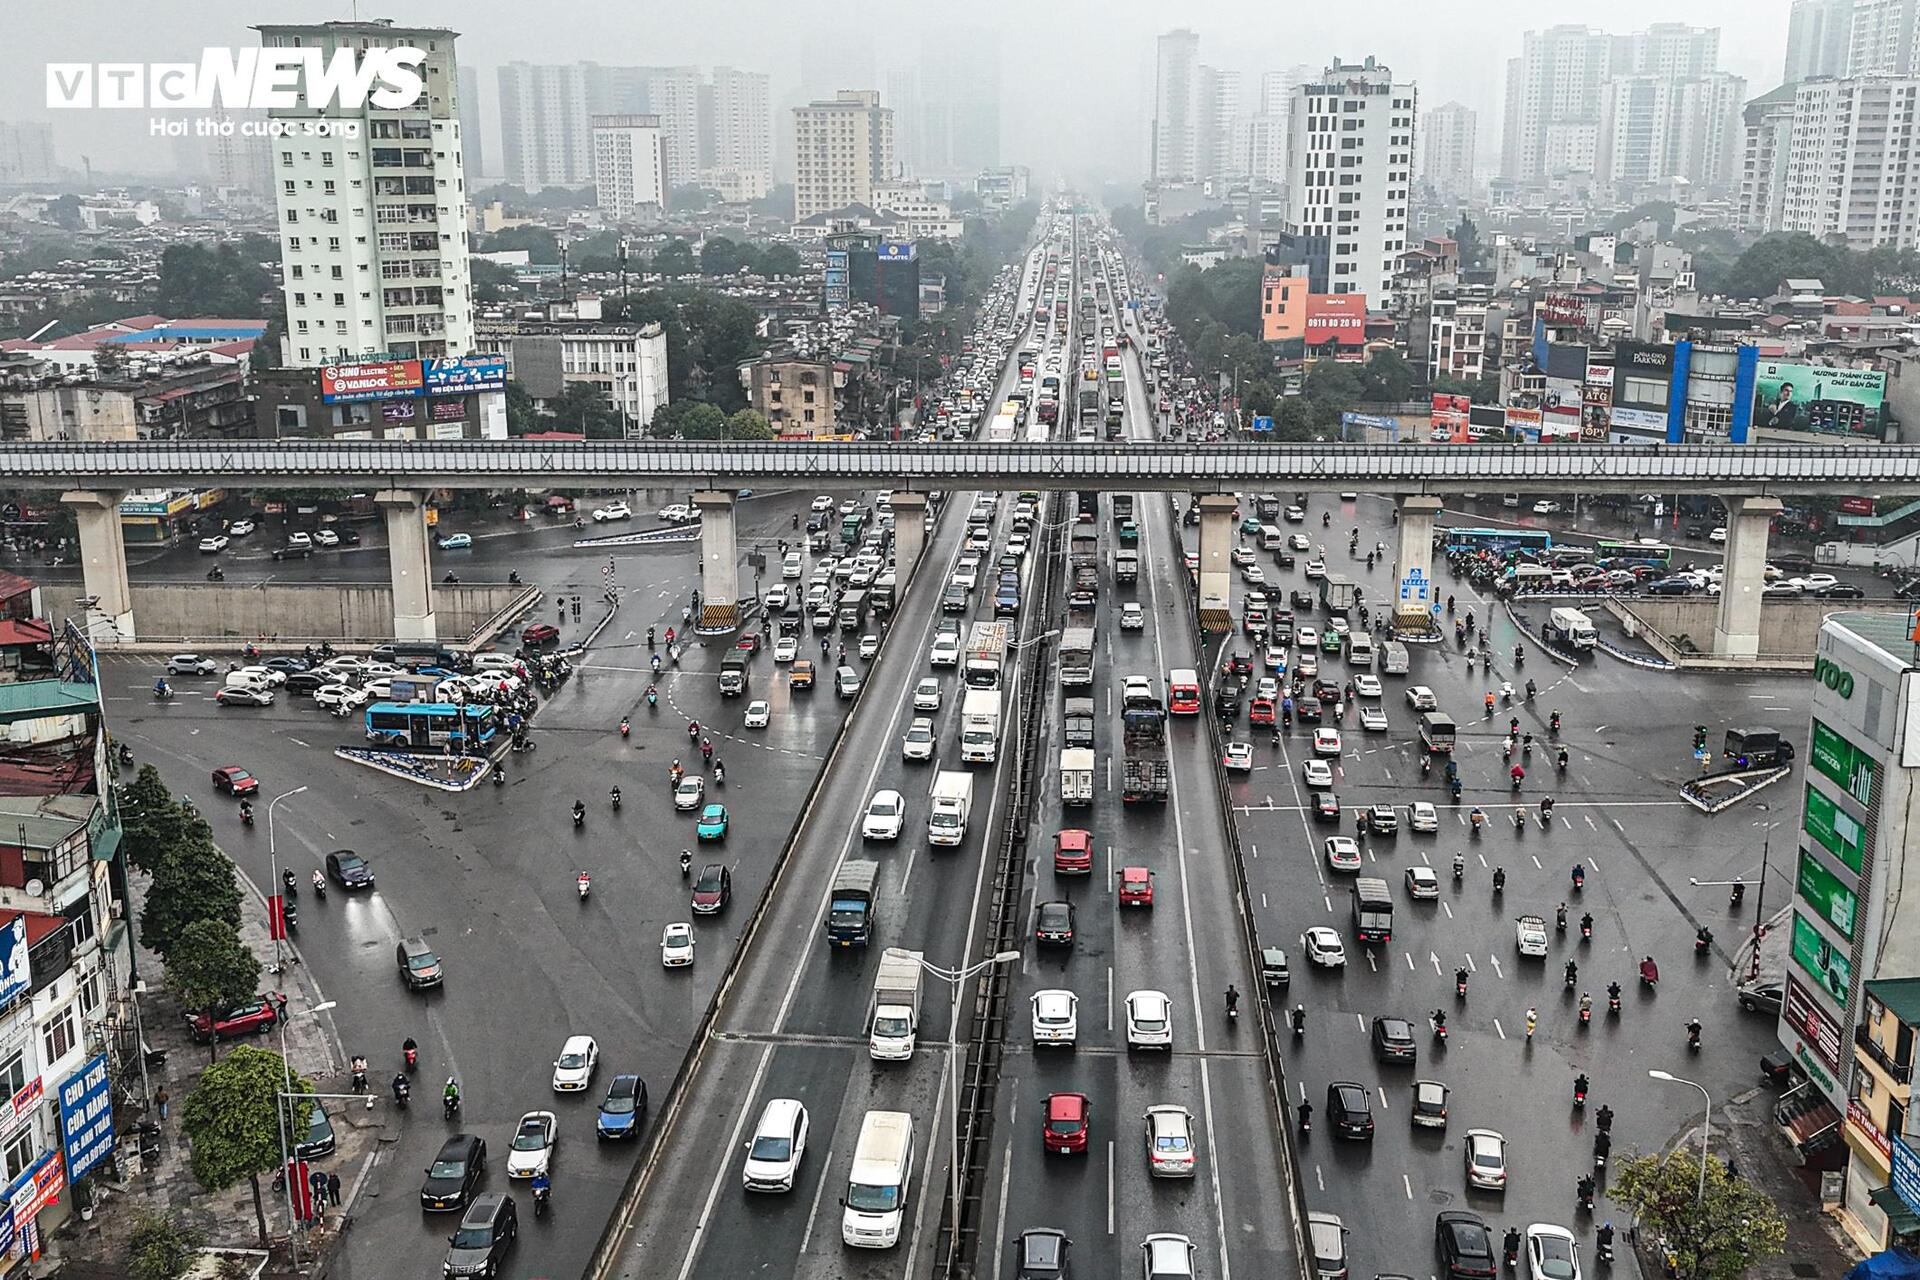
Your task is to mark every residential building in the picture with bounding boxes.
[1787,0,1856,80]
[1753,75,1920,249]
[886,69,923,175]
[473,318,668,437]
[1198,65,1246,178]
[1260,264,1310,342]
[1284,56,1417,302]
[1844,977,1918,1250]
[458,65,486,180]
[1152,29,1201,184]
[743,357,841,436]
[792,91,894,222]
[916,29,1001,175]
[257,19,474,369]
[496,61,596,189]
[592,115,669,222]
[640,66,704,197]
[1740,82,1805,233]
[1848,0,1920,74]
[1247,113,1289,186]
[706,67,772,200]
[0,124,57,185]
[870,184,964,240]
[0,361,253,442]
[975,165,1030,209]
[1596,70,1746,196]
[1428,284,1493,382]
[1421,101,1478,197]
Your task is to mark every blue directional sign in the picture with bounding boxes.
[1893,1136,1920,1216]
[1251,415,1274,433]
[1399,566,1430,604]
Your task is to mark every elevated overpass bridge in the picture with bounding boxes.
[10,440,1892,658]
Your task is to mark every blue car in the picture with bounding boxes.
[438,533,472,550]
[696,803,730,841]
[596,1074,647,1140]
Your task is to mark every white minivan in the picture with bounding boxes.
[783,551,804,579]
[841,1110,914,1248]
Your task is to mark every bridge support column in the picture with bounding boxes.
[1713,496,1782,661]
[1196,494,1236,633]
[61,490,134,644]
[889,492,927,582]
[1391,496,1443,636]
[374,489,437,641]
[693,491,739,633]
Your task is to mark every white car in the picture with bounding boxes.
[1352,674,1382,698]
[1313,728,1342,756]
[551,1035,599,1091]
[313,528,340,548]
[197,535,229,554]
[229,519,255,537]
[1465,1128,1508,1191]
[1406,685,1438,711]
[930,636,960,667]
[840,500,859,516]
[234,664,287,686]
[774,636,799,663]
[1302,759,1334,788]
[1790,573,1839,594]
[1304,926,1347,967]
[811,495,835,512]
[1288,532,1312,550]
[1297,627,1320,649]
[1305,560,1327,579]
[913,678,942,710]
[1231,546,1255,567]
[741,1097,810,1193]
[862,789,905,840]
[1531,500,1563,515]
[858,634,880,660]
[1358,705,1389,732]
[313,683,370,712]
[1143,1234,1198,1280]
[1405,865,1441,900]
[1525,1223,1580,1280]
[591,501,632,522]
[1409,801,1439,833]
[1327,615,1349,637]
[1125,989,1173,1050]
[674,775,706,811]
[1222,742,1254,772]
[1031,988,1079,1046]
[1254,676,1280,702]
[1144,1105,1197,1178]
[505,1110,557,1178]
[1121,602,1144,630]
[657,503,696,523]
[1324,837,1362,872]
[661,922,696,967]
[902,717,936,762]
[1708,526,1727,543]
[766,584,791,611]
[744,701,771,729]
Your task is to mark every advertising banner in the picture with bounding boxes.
[877,242,917,261]
[1840,497,1876,515]
[320,360,424,404]
[1305,294,1367,346]
[1797,847,1860,939]
[1785,972,1847,1074]
[1609,405,1668,433]
[0,918,30,1015]
[422,355,507,396]
[380,401,416,423]
[1804,784,1866,874]
[1430,393,1471,442]
[0,1076,41,1138]
[1894,1136,1920,1217]
[1791,909,1854,1005]
[430,399,468,423]
[56,1054,113,1181]
[1585,362,1613,386]
[1542,295,1586,325]
[1468,404,1507,433]
[1614,341,1675,378]
[1506,406,1543,439]
[1812,718,1877,804]
[1752,361,1886,438]
[1580,385,1612,442]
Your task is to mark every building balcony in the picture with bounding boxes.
[1856,1024,1913,1088]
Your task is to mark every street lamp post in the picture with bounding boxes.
[266,787,309,973]
[1647,1069,1713,1203]
[275,998,336,1267]
[884,947,1020,1248]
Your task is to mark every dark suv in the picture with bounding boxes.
[442,1191,516,1276]
[1434,1211,1497,1279]
[420,1133,486,1212]
[325,849,375,890]
[1371,1016,1418,1064]
[1326,1081,1374,1140]
[396,936,444,990]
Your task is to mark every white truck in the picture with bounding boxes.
[964,621,1012,690]
[1060,748,1095,807]
[1545,607,1598,651]
[868,950,925,1060]
[959,688,1003,764]
[1516,914,1549,958]
[928,771,975,846]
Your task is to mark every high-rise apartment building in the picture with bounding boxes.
[1420,101,1478,197]
[497,61,595,189]
[1786,0,1855,80]
[256,20,473,369]
[1737,82,1800,234]
[458,65,486,181]
[1741,74,1920,249]
[791,91,894,221]
[1285,56,1417,301]
[1848,0,1920,73]
[1152,29,1201,183]
[1247,113,1288,185]
[593,115,669,221]
[1596,70,1745,193]
[707,67,772,200]
[918,30,1002,174]
[0,123,57,185]
[1198,66,1246,178]
[640,66,704,194]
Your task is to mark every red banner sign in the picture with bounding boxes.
[1305,295,1368,346]
[1840,497,1876,515]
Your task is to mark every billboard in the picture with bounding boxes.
[1797,847,1860,939]
[1580,384,1612,442]
[1791,909,1853,1005]
[1811,718,1876,805]
[1784,972,1847,1074]
[1430,394,1471,442]
[877,242,917,261]
[1541,294,1586,326]
[1804,783,1866,874]
[57,1054,114,1181]
[1305,294,1367,346]
[0,917,28,1014]
[1752,361,1885,438]
[1506,406,1543,438]
[423,355,507,395]
[320,360,424,404]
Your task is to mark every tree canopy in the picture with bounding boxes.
[182,1044,313,1247]
[1718,232,1920,301]
[155,238,280,317]
[139,830,242,962]
[164,918,262,1061]
[1608,1151,1787,1280]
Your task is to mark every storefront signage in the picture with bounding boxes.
[1804,784,1867,874]
[1752,360,1886,438]
[1813,661,1857,700]
[1785,973,1846,1074]
[1797,848,1859,939]
[1812,718,1874,803]
[1850,1098,1893,1161]
[1893,1136,1920,1217]
[56,1054,113,1181]
[0,1077,42,1136]
[1791,910,1854,1006]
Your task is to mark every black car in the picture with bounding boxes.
[443,1192,516,1277]
[1312,679,1341,703]
[1296,696,1324,723]
[1016,1227,1071,1279]
[1310,790,1341,824]
[1814,583,1867,599]
[1371,1016,1418,1064]
[1326,1081,1374,1140]
[325,849,375,890]
[295,1105,336,1159]
[1223,651,1254,679]
[261,656,310,675]
[1214,677,1244,720]
[1434,1211,1497,1280]
[272,544,313,561]
[1364,804,1398,837]
[1647,577,1696,595]
[1291,590,1314,611]
[397,936,444,990]
[420,1133,486,1211]
[284,671,329,696]
[1035,900,1076,947]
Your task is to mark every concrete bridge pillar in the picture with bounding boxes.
[693,491,739,633]
[1713,496,1783,661]
[1391,495,1444,635]
[61,490,133,644]
[889,492,928,583]
[373,489,437,641]
[1196,494,1237,633]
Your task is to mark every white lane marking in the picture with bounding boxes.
[1107,1140,1116,1234]
[798,1145,833,1254]
[1494,1019,1506,1039]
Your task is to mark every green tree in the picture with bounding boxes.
[726,408,774,440]
[155,240,279,317]
[653,400,726,439]
[1721,232,1857,300]
[700,236,747,275]
[476,226,560,264]
[1357,348,1418,404]
[139,834,242,961]
[182,1045,313,1249]
[1451,214,1488,270]
[653,239,697,278]
[118,764,182,876]
[550,381,625,439]
[757,243,802,278]
[502,381,543,437]
[1271,396,1314,441]
[126,1211,204,1280]
[164,919,262,1062]
[1608,1151,1787,1280]
[470,259,518,304]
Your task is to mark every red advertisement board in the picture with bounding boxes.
[1840,497,1876,515]
[320,360,425,404]
[1430,393,1471,443]
[1305,295,1367,346]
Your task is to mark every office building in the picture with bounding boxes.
[975,165,1029,209]
[473,319,668,437]
[256,19,473,370]
[1786,0,1856,80]
[592,115,669,221]
[918,29,1001,174]
[791,91,893,222]
[1152,29,1201,183]
[706,67,772,200]
[1743,75,1920,248]
[886,69,924,174]
[1285,56,1417,302]
[1848,0,1920,73]
[0,123,57,185]
[497,61,595,189]
[1421,101,1478,197]
[1198,65,1246,177]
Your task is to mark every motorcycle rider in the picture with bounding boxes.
[443,1077,461,1110]
[1455,966,1470,995]
[1224,985,1240,1017]
[392,1073,410,1104]
[153,678,171,699]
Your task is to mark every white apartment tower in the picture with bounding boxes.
[706,67,772,200]
[1738,82,1801,234]
[1420,101,1478,197]
[1198,65,1247,178]
[1848,0,1920,73]
[1596,70,1746,193]
[1749,75,1920,249]
[593,115,669,221]
[1786,0,1856,79]
[1152,29,1201,183]
[1285,56,1417,301]
[791,91,894,221]
[497,61,595,189]
[256,20,473,369]
[640,66,704,194]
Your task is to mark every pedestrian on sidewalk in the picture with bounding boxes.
[153,1085,169,1120]
[327,1171,342,1206]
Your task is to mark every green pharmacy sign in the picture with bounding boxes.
[1811,719,1875,806]
[1796,848,1859,939]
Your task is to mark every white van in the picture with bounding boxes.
[841,1110,915,1248]
[1259,524,1284,551]
[783,552,804,580]
[222,670,274,697]
[1346,633,1375,668]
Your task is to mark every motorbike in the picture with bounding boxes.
[1577,1176,1595,1214]
[714,762,726,785]
[572,803,586,829]
[1573,1080,1588,1107]
[282,869,298,898]
[646,688,658,709]
[283,901,298,932]
[1608,985,1623,1014]
[508,572,523,586]
[1581,917,1592,941]
[394,1078,411,1109]
[619,719,630,739]
[1290,1005,1306,1038]
[444,1090,461,1120]
[350,1060,369,1094]
[1694,927,1713,955]
[1550,711,1562,733]
[1556,906,1568,933]
[532,1180,551,1218]
[116,743,134,766]
[1492,868,1506,896]
[577,873,591,901]
[1514,645,1525,668]
[492,769,506,788]
[311,873,326,901]
[1452,854,1464,882]
[206,566,225,581]
[1596,1225,1615,1267]
[1731,881,1746,908]
[152,686,173,702]
[610,787,622,810]
[241,807,255,828]
[1686,1020,1703,1052]
[404,1041,418,1071]
[1639,958,1660,989]
[1571,866,1585,893]
[1430,1012,1448,1042]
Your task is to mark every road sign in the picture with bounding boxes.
[1251,415,1274,433]
[1399,567,1430,603]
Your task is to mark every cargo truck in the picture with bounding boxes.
[825,860,880,947]
[1060,748,1095,806]
[1544,607,1597,651]
[1069,527,1100,599]
[1063,697,1096,750]
[1078,387,1101,423]
[1115,549,1139,586]
[1059,627,1097,689]
[718,652,749,697]
[964,620,1011,690]
[959,689,1003,763]
[1319,574,1361,619]
[1113,495,1135,523]
[928,771,974,846]
[868,950,925,1060]
[1352,877,1394,944]
[1122,699,1169,804]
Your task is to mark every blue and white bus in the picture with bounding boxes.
[364,701,498,751]
[1443,527,1553,555]
[1594,539,1672,569]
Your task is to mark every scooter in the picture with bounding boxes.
[1430,1013,1448,1042]
[532,1181,550,1218]
[679,850,693,879]
[443,1090,461,1120]
[577,873,591,901]
[1596,1225,1615,1267]
[572,803,586,829]
[393,1078,411,1109]
[619,719,630,739]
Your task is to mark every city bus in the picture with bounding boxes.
[364,701,498,751]
[1443,527,1553,555]
[840,508,869,547]
[1594,539,1672,569]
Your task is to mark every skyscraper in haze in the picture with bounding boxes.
[1847,0,1920,73]
[1420,102,1478,198]
[886,69,923,174]
[708,67,772,200]
[1785,0,1854,79]
[917,30,1001,176]
[498,61,595,189]
[791,91,893,220]
[641,67,704,195]
[593,115,669,220]
[1152,29,1200,183]
[1285,56,1416,301]
[458,65,486,182]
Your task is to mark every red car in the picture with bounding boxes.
[185,993,283,1042]
[1044,1092,1090,1155]
[521,623,560,646]
[211,766,259,797]
[1118,866,1154,907]
[735,633,762,655]
[1249,697,1276,726]
[1052,829,1093,876]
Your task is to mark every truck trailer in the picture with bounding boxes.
[868,950,925,1060]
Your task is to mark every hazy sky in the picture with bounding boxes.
[9,0,1796,182]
